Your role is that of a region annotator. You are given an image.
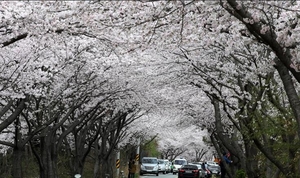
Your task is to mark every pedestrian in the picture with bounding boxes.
[171,162,175,173]
[128,158,135,178]
[220,152,233,178]
[202,162,211,178]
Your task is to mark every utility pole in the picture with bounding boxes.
[135,137,141,174]
[136,137,140,163]
[116,150,120,178]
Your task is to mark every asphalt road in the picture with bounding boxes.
[140,173,177,178]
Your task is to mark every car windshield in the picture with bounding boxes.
[174,160,186,165]
[158,160,164,164]
[142,158,158,164]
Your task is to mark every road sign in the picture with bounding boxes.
[116,159,120,168]
[135,154,139,162]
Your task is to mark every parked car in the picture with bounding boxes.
[207,164,221,176]
[158,159,167,174]
[178,164,201,178]
[163,159,171,173]
[140,157,159,176]
[206,161,219,167]
[189,162,205,178]
[173,158,188,174]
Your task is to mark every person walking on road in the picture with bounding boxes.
[171,162,175,174]
[202,162,211,178]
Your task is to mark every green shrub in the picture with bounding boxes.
[235,169,246,178]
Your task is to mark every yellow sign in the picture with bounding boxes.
[135,154,139,162]
[116,159,120,168]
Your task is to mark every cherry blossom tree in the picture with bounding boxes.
[1,1,300,178]
[128,1,300,177]
[0,2,152,177]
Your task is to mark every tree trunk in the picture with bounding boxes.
[211,96,236,178]
[273,58,300,177]
[12,147,23,178]
[12,115,24,178]
[39,134,58,178]
[0,99,26,132]
[244,141,259,178]
[274,58,300,141]
[93,158,100,178]
[93,139,100,178]
[99,159,111,178]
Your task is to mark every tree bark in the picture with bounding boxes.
[12,147,23,178]
[93,138,100,178]
[274,58,300,140]
[39,133,58,178]
[211,96,236,178]
[0,99,26,132]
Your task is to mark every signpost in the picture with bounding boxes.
[116,150,120,177]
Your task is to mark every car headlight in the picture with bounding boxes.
[153,165,158,171]
[140,165,145,170]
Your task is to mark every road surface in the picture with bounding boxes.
[140,173,177,178]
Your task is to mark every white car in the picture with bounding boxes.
[172,158,187,174]
[158,159,167,174]
[163,159,171,173]
[140,157,159,176]
[205,161,221,176]
[206,161,219,166]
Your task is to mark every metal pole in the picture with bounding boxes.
[136,137,140,164]
[135,137,141,175]
[136,137,140,157]
[116,150,120,178]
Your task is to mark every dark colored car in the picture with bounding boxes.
[207,164,221,176]
[189,163,205,178]
[178,164,200,178]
